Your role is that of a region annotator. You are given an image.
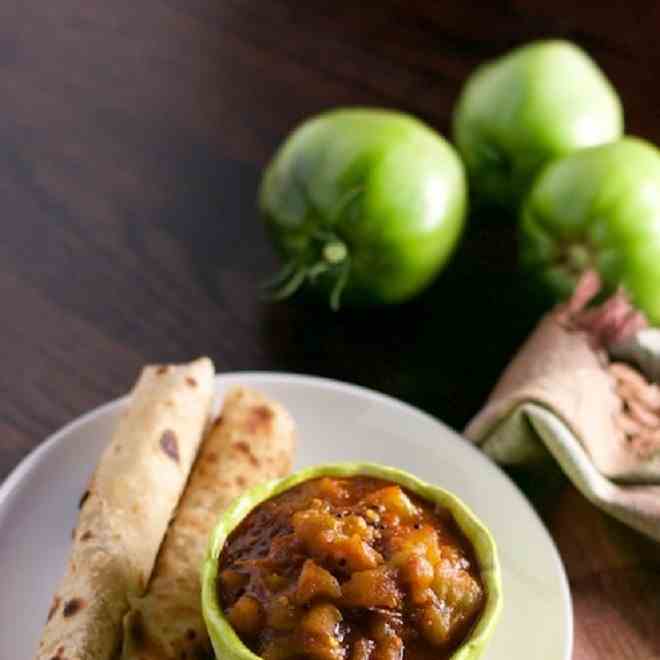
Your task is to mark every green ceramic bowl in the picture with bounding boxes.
[202,463,502,660]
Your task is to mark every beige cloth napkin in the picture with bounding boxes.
[465,274,660,542]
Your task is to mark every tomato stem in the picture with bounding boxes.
[264,235,351,309]
[323,241,347,264]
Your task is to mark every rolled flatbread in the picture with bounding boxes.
[121,386,296,660]
[36,357,215,660]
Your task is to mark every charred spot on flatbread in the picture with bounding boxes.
[232,441,260,467]
[62,598,86,618]
[48,644,66,660]
[245,405,274,433]
[78,490,90,510]
[160,430,180,463]
[204,451,218,464]
[186,377,198,387]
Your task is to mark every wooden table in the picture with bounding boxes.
[1,2,659,657]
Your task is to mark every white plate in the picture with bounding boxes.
[0,372,572,659]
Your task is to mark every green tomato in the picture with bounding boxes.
[259,109,467,309]
[202,462,502,660]
[453,40,623,209]
[520,137,660,324]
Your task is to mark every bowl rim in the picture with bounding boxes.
[202,462,503,660]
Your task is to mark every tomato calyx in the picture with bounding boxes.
[264,230,352,311]
[560,242,594,277]
[544,238,598,298]
[264,185,365,310]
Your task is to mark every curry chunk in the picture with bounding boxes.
[415,603,452,647]
[343,514,376,542]
[295,560,342,605]
[341,566,401,609]
[432,558,483,624]
[397,554,435,605]
[369,611,405,660]
[297,604,344,660]
[293,504,382,571]
[292,505,340,549]
[219,568,248,600]
[227,595,263,636]
[266,595,300,631]
[219,476,485,660]
[365,486,418,523]
[333,534,382,571]
[390,525,442,566]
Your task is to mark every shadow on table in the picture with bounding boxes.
[258,207,551,431]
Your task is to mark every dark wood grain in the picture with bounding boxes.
[1,2,659,657]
